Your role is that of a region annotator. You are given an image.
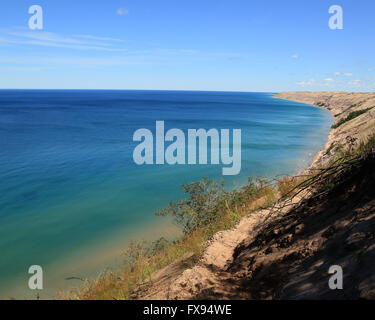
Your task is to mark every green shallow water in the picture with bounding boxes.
[0,90,333,298]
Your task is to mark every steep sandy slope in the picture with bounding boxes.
[276,92,375,168]
[140,92,375,300]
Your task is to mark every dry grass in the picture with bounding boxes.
[277,176,304,198]
[59,134,375,300]
[58,179,277,300]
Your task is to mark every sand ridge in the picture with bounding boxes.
[140,92,375,300]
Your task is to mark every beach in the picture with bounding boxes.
[0,90,332,299]
[275,92,375,168]
[137,91,375,300]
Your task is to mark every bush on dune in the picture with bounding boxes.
[65,133,375,300]
[332,107,374,129]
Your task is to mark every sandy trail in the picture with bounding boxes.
[140,92,375,300]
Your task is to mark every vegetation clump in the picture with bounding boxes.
[332,107,374,129]
[156,177,271,234]
[63,133,375,300]
[61,177,276,300]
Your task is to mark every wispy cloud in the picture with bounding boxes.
[291,54,299,59]
[0,28,244,73]
[0,29,127,51]
[348,79,361,87]
[74,34,126,43]
[296,77,338,88]
[296,79,315,87]
[344,73,353,77]
[334,72,341,76]
[0,48,205,69]
[116,8,129,16]
[0,55,147,69]
[323,78,335,87]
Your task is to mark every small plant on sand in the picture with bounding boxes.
[156,177,272,234]
[156,178,230,234]
[332,107,374,129]
[62,177,281,300]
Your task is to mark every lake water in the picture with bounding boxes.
[0,90,333,298]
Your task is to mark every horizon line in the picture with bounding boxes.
[0,88,370,94]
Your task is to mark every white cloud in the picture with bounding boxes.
[291,54,299,59]
[344,73,353,77]
[334,72,341,76]
[0,45,205,69]
[325,78,334,82]
[7,31,86,45]
[74,34,125,42]
[0,30,127,51]
[349,79,361,87]
[117,8,129,16]
[296,79,315,87]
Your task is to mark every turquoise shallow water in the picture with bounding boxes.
[0,90,333,298]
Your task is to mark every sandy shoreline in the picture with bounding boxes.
[275,92,375,169]
[272,93,334,175]
[140,91,375,299]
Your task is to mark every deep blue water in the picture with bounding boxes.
[0,90,333,298]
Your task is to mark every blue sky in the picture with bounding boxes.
[0,0,374,91]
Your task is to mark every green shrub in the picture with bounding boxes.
[332,107,374,129]
[156,178,230,234]
[156,177,271,234]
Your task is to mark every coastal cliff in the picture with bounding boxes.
[275,92,375,168]
[138,92,375,300]
[68,92,375,300]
